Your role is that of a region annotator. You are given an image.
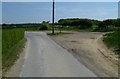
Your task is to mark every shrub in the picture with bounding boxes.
[103,29,120,55]
[38,25,48,30]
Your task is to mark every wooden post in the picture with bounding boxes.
[52,0,55,34]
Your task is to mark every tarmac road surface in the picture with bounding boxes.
[20,32,97,77]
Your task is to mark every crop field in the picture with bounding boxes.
[2,28,25,72]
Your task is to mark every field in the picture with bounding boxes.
[2,28,25,73]
[0,29,2,72]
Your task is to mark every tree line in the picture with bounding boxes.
[56,18,120,31]
[2,23,41,29]
[2,18,120,31]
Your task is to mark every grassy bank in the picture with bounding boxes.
[0,29,2,71]
[103,29,120,55]
[2,28,25,73]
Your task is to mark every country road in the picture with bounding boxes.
[20,32,97,77]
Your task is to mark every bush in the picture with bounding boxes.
[38,25,48,30]
[58,18,93,29]
[96,22,108,32]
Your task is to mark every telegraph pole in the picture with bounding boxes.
[52,0,55,34]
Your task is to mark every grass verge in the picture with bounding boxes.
[2,38,26,76]
[0,29,2,73]
[103,30,120,56]
[2,29,25,76]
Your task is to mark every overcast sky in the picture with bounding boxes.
[2,2,118,24]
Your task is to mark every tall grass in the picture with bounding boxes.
[0,29,2,71]
[103,28,120,55]
[2,28,25,72]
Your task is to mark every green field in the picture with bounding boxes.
[2,28,25,73]
[0,29,2,71]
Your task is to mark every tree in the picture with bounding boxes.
[103,19,114,26]
[115,19,120,27]
[58,18,93,29]
[38,21,49,30]
[78,19,92,29]
[98,21,107,31]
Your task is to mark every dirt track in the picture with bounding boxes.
[50,31,118,77]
